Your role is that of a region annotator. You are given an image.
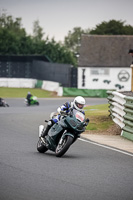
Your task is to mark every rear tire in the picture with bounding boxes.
[55,135,73,157]
[37,138,48,153]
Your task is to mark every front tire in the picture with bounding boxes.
[55,135,73,157]
[37,138,48,153]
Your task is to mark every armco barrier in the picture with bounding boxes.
[0,78,37,88]
[107,91,133,141]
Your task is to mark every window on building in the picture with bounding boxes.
[90,68,109,75]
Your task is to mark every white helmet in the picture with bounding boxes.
[73,96,85,111]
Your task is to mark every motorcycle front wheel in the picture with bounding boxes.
[37,138,48,153]
[3,103,9,107]
[55,135,73,157]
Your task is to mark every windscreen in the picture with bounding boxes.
[73,109,85,122]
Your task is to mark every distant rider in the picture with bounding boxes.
[26,92,32,105]
[0,97,3,106]
[41,96,86,138]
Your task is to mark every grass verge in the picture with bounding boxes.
[84,104,114,131]
[0,87,57,98]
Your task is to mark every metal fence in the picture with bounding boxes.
[0,56,77,87]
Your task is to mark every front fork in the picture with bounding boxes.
[60,131,77,144]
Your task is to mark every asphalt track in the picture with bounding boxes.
[0,98,133,200]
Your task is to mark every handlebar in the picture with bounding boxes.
[83,118,89,126]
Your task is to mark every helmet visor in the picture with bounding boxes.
[75,102,84,109]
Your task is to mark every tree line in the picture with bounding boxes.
[0,13,133,66]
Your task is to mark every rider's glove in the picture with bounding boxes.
[85,118,89,126]
[83,118,89,126]
[86,118,89,123]
[60,110,67,115]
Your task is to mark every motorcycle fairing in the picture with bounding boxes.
[46,122,64,151]
[65,115,85,133]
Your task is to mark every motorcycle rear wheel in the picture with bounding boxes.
[55,135,73,157]
[37,138,48,153]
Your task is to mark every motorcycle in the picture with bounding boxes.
[37,108,89,157]
[0,98,9,107]
[25,96,39,106]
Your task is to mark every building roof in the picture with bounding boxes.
[78,35,133,67]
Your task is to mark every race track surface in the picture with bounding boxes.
[0,98,133,200]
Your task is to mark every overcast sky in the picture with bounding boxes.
[0,0,133,42]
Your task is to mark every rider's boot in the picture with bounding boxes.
[41,120,53,138]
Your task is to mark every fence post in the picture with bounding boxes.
[130,64,133,92]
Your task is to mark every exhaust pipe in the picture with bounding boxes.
[39,125,44,137]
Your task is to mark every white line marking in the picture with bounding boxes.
[79,138,133,157]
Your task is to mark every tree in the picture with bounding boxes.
[0,13,76,65]
[0,13,28,54]
[32,20,44,42]
[64,27,90,54]
[89,20,133,35]
[42,38,77,65]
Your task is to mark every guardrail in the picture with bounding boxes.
[107,91,133,141]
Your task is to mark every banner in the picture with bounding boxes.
[63,88,108,98]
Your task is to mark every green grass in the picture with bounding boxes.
[84,104,114,131]
[0,87,57,98]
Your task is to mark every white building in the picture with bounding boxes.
[78,35,133,91]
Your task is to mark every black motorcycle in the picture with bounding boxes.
[37,108,89,157]
[0,98,9,107]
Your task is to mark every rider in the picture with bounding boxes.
[26,92,32,105]
[0,97,3,106]
[41,96,86,138]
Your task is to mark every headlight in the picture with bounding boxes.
[69,120,76,127]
